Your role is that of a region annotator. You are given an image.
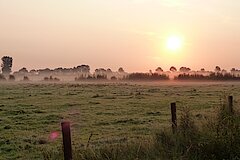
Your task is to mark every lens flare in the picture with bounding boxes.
[49,131,60,141]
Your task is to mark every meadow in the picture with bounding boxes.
[0,81,240,159]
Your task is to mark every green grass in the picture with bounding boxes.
[43,98,240,160]
[0,82,240,159]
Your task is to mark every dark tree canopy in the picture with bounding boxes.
[179,67,191,72]
[107,68,112,73]
[94,68,107,78]
[170,66,177,72]
[215,66,221,72]
[19,67,28,73]
[1,56,13,74]
[155,67,163,72]
[75,65,90,73]
[118,67,124,73]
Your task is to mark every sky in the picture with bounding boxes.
[0,0,240,72]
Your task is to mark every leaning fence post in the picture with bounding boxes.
[171,102,177,134]
[228,96,233,114]
[61,121,72,160]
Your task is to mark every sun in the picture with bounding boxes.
[166,36,183,51]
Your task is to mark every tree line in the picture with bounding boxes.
[1,56,240,81]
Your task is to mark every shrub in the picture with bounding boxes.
[9,75,15,81]
[54,77,60,81]
[155,99,240,160]
[111,76,117,80]
[23,76,30,81]
[43,76,60,82]
[175,73,240,81]
[44,77,49,81]
[126,73,169,81]
[0,74,6,81]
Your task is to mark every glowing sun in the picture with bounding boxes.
[166,36,183,51]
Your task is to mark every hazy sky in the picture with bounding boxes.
[1,0,240,72]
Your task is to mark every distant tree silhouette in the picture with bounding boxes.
[149,70,153,75]
[0,74,6,81]
[215,66,221,72]
[107,68,112,73]
[230,68,240,77]
[23,76,29,81]
[96,75,107,80]
[9,75,15,81]
[179,67,191,72]
[222,69,227,73]
[176,74,205,80]
[111,76,117,80]
[75,65,90,73]
[44,76,60,82]
[74,65,90,78]
[170,66,177,72]
[53,67,63,74]
[29,69,38,75]
[118,67,124,73]
[19,67,28,74]
[94,68,107,79]
[155,67,163,73]
[60,68,73,74]
[126,73,169,81]
[200,68,205,72]
[95,68,106,74]
[1,56,13,74]
[38,68,52,75]
[175,72,240,81]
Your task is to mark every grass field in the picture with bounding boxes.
[0,81,240,159]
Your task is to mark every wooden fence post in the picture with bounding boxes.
[61,121,72,160]
[228,96,233,114]
[171,102,177,134]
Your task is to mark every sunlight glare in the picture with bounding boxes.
[166,36,183,52]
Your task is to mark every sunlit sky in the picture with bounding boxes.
[1,0,240,72]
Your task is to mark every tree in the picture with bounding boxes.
[179,67,191,72]
[200,68,205,72]
[0,74,6,81]
[9,75,15,81]
[149,70,153,75]
[29,69,38,75]
[75,65,90,78]
[118,67,124,73]
[1,56,13,74]
[19,67,28,73]
[54,67,63,73]
[155,67,163,73]
[94,68,107,78]
[38,68,52,75]
[76,65,90,73]
[107,68,112,73]
[231,68,236,72]
[111,76,117,80]
[170,66,177,72]
[23,76,29,81]
[215,66,221,72]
